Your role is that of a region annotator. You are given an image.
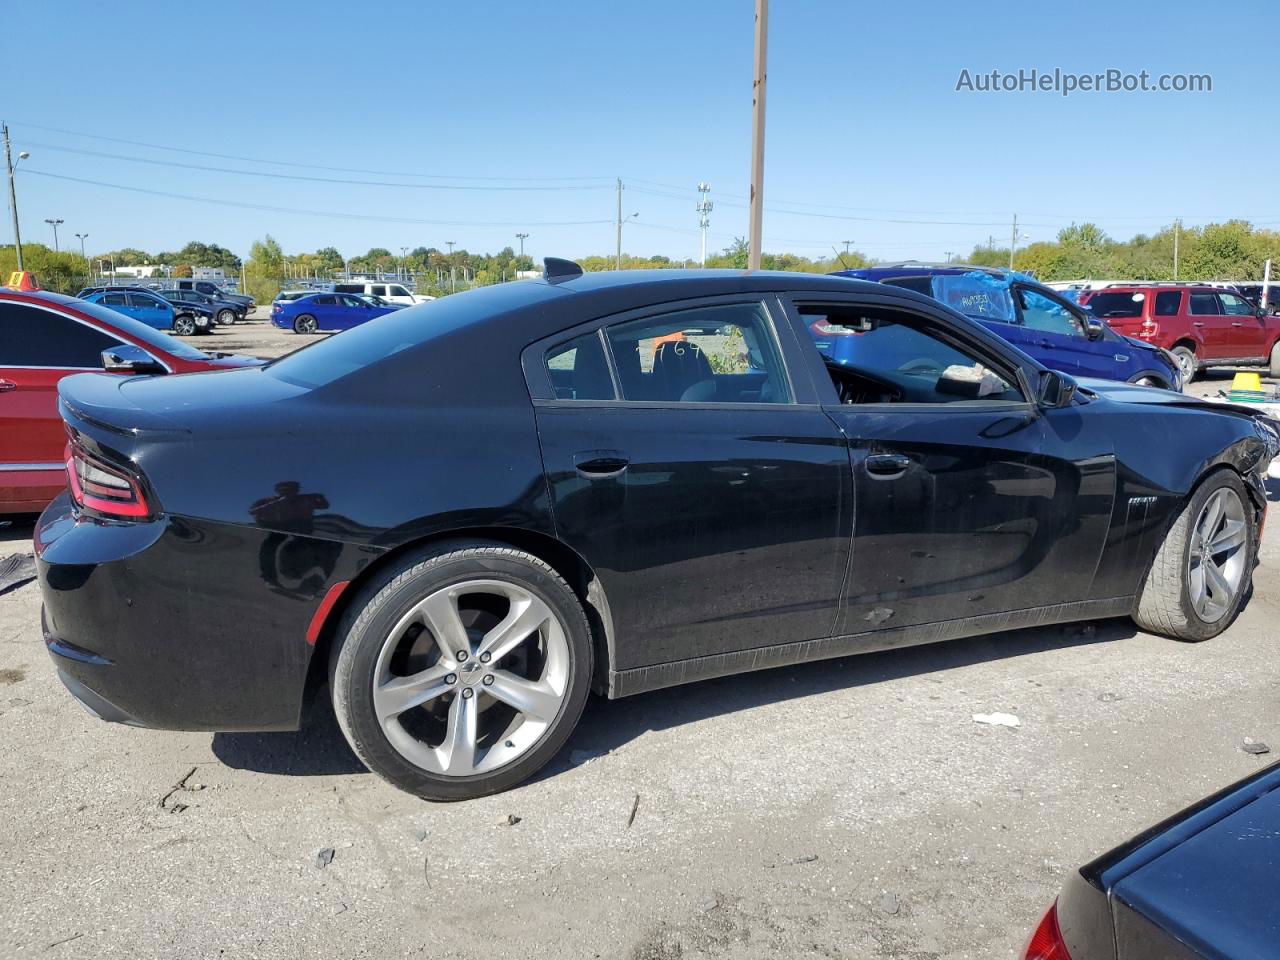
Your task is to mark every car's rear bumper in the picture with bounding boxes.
[36,492,365,732]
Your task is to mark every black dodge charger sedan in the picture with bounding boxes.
[1025,762,1280,958]
[36,262,1278,799]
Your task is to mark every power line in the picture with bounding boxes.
[23,140,611,192]
[22,169,614,228]
[9,120,613,183]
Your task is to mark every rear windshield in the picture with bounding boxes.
[1084,292,1145,319]
[70,298,209,361]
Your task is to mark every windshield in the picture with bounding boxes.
[73,298,210,361]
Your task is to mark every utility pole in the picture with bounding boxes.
[516,232,528,259]
[1173,218,1181,281]
[842,240,854,256]
[4,125,26,271]
[44,218,63,252]
[1009,214,1017,270]
[615,178,623,270]
[944,251,954,264]
[1262,258,1272,312]
[696,183,713,267]
[75,232,88,276]
[747,0,768,270]
[446,240,456,293]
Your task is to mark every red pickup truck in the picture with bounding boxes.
[1079,284,1280,383]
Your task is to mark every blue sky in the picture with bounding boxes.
[3,0,1274,264]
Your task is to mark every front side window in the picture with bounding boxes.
[799,303,1022,405]
[1219,293,1254,316]
[0,304,121,368]
[341,295,366,307]
[1015,288,1083,336]
[390,286,410,297]
[545,332,615,400]
[603,302,789,404]
[1155,291,1182,316]
[371,285,387,296]
[128,293,161,309]
[1189,292,1221,315]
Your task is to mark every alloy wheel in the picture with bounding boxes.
[1187,486,1248,622]
[173,316,195,336]
[371,579,570,777]
[218,309,236,325]
[1176,351,1195,382]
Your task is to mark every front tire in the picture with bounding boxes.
[293,314,318,334]
[1171,345,1198,384]
[329,542,593,800]
[172,314,196,336]
[1133,471,1255,641]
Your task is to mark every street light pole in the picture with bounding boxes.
[399,246,409,281]
[516,232,528,258]
[446,240,456,293]
[45,218,63,252]
[75,232,88,277]
[3,125,26,271]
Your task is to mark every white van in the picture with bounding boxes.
[333,282,434,306]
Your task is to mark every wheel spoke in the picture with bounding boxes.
[1210,518,1246,554]
[439,691,478,775]
[1199,491,1226,542]
[485,670,562,723]
[417,589,471,660]
[1204,559,1232,606]
[1188,557,1207,615]
[374,663,453,722]
[477,594,552,663]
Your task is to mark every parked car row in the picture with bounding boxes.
[76,285,215,336]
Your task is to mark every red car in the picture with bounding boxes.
[0,289,262,513]
[1079,284,1280,383]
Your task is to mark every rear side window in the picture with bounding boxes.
[101,293,128,306]
[1188,293,1221,315]
[545,332,615,400]
[0,303,121,368]
[390,286,410,297]
[371,285,387,296]
[1154,291,1182,316]
[313,295,337,305]
[1085,292,1145,319]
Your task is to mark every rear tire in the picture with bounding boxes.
[329,542,594,800]
[293,314,318,334]
[1132,471,1254,641]
[1268,341,1280,379]
[1172,345,1198,384]
[217,308,237,326]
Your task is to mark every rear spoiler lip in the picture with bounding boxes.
[57,372,192,437]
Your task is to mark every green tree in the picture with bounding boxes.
[244,235,285,304]
[0,244,93,295]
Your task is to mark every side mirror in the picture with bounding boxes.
[1257,303,1268,319]
[101,344,165,375]
[1037,369,1077,409]
[1083,314,1105,340]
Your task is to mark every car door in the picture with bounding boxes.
[1011,285,1097,376]
[0,301,123,508]
[1218,291,1265,356]
[1187,291,1231,359]
[127,292,168,330]
[97,291,135,321]
[337,294,372,328]
[526,295,853,673]
[784,294,1115,634]
[309,295,338,328]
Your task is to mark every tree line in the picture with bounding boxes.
[7,220,1280,300]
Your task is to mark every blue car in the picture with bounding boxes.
[271,292,403,334]
[81,288,208,337]
[834,264,1182,391]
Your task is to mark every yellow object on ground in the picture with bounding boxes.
[1232,372,1264,394]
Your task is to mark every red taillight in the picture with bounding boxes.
[1022,902,1071,960]
[66,445,152,519]
[1140,318,1159,338]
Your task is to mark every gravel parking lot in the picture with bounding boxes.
[1,316,1276,959]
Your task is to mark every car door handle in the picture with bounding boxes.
[1193,322,1205,327]
[1231,322,1243,327]
[574,451,630,479]
[864,453,912,479]
[0,379,15,393]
